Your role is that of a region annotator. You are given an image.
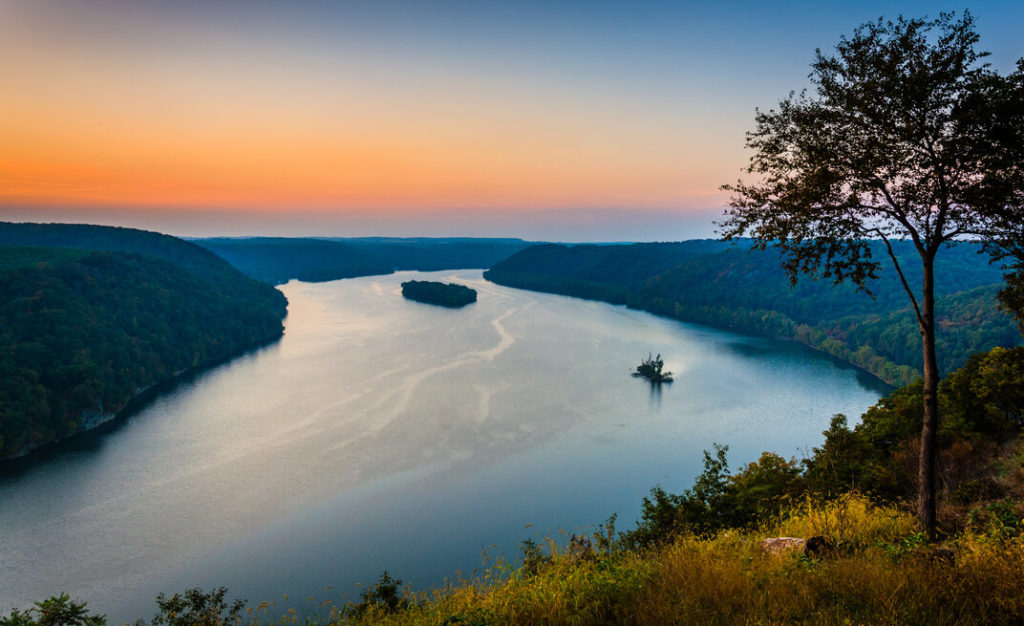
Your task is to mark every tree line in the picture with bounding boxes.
[485,240,1020,386]
[0,226,287,460]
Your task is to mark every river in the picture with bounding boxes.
[0,270,888,622]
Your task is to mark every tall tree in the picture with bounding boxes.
[719,12,1024,536]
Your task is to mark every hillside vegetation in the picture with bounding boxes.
[195,237,532,284]
[485,241,1021,385]
[0,223,287,460]
[335,497,1024,625]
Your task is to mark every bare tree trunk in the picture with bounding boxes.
[918,256,939,538]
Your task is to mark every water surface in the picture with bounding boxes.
[0,270,887,621]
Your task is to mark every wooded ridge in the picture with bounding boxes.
[0,223,287,460]
[195,237,532,285]
[485,240,1021,385]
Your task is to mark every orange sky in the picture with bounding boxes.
[0,0,747,227]
[2,0,1021,239]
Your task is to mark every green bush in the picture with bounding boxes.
[1,593,105,626]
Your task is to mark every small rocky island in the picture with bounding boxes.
[633,353,673,383]
[401,280,477,308]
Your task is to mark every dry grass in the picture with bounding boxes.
[335,494,1024,626]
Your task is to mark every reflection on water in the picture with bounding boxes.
[0,342,285,482]
[646,381,664,409]
[0,270,888,621]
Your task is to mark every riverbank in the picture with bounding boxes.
[483,241,1021,387]
[0,333,283,466]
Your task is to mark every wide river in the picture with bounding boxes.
[0,270,888,622]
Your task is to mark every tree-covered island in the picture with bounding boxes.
[400,280,477,308]
[633,353,673,383]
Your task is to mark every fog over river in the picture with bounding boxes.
[0,270,888,622]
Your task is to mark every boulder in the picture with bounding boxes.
[760,537,806,554]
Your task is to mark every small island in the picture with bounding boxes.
[633,353,673,383]
[401,280,477,308]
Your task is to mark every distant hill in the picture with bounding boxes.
[194,237,533,284]
[193,237,394,284]
[0,222,239,280]
[0,223,287,460]
[485,240,1022,385]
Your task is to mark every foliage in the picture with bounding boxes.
[719,12,1023,292]
[718,10,1024,533]
[803,346,1024,509]
[140,587,246,626]
[518,539,550,578]
[0,593,105,626]
[966,498,1024,540]
[621,344,1024,550]
[332,494,1024,625]
[1000,264,1024,333]
[0,224,287,460]
[631,353,672,383]
[486,240,1020,386]
[348,572,408,618]
[624,445,803,548]
[195,237,531,285]
[0,223,274,299]
[193,238,394,284]
[400,281,477,308]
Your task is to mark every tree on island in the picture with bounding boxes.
[720,11,1024,536]
[400,280,477,308]
[633,353,673,383]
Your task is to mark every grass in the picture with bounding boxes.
[315,494,1024,625]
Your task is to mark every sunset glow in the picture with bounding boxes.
[1,0,1021,239]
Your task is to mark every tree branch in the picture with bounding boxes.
[875,182,928,254]
[874,228,926,330]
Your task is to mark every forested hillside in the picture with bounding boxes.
[485,241,1021,385]
[0,222,244,282]
[195,237,532,284]
[0,224,287,460]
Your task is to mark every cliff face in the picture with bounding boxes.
[0,224,288,460]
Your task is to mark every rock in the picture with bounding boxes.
[760,537,806,554]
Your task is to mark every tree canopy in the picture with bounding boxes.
[0,226,287,460]
[719,11,1024,535]
[400,280,477,308]
[720,12,1023,287]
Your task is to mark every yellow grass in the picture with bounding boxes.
[335,494,1024,626]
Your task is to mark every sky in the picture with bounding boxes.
[1,1,1022,241]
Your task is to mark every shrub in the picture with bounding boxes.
[1,594,105,626]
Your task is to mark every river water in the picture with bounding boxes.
[0,270,887,622]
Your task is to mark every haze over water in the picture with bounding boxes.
[0,271,888,621]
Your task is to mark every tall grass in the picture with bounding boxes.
[342,494,1024,625]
